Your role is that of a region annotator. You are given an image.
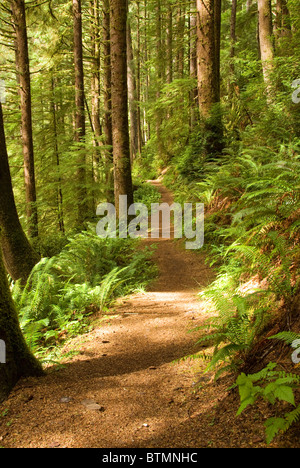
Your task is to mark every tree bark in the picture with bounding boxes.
[190,11,198,129]
[103,0,114,202]
[0,246,43,403]
[144,0,151,142]
[229,0,238,82]
[214,0,221,103]
[176,5,185,78]
[89,0,102,190]
[166,5,173,85]
[50,78,65,234]
[196,0,220,119]
[196,0,222,156]
[155,0,165,160]
[11,0,38,239]
[73,0,88,224]
[246,0,253,12]
[0,103,40,284]
[90,0,102,146]
[127,21,139,164]
[103,0,112,152]
[274,0,291,46]
[257,0,275,101]
[136,0,143,155]
[110,0,134,215]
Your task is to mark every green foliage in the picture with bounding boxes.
[133,181,161,210]
[11,229,157,359]
[270,331,300,347]
[152,78,197,161]
[169,119,300,388]
[181,139,299,379]
[235,363,300,444]
[31,234,69,258]
[195,287,272,379]
[172,129,205,181]
[132,141,161,182]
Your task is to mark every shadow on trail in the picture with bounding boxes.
[47,328,204,385]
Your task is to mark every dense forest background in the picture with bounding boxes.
[0,0,298,238]
[0,0,300,446]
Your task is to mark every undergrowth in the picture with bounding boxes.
[234,358,300,444]
[11,228,157,363]
[164,135,300,444]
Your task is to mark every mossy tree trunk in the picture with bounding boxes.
[189,12,198,130]
[110,0,134,215]
[11,0,38,239]
[73,0,88,225]
[102,0,114,203]
[196,0,223,158]
[0,103,40,283]
[0,249,43,403]
[274,0,291,48]
[127,21,139,164]
[89,0,102,191]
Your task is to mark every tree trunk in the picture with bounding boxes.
[89,0,102,190]
[176,5,185,78]
[11,0,38,239]
[0,103,40,284]
[155,0,165,161]
[103,0,114,202]
[214,0,221,103]
[127,21,139,164]
[246,0,253,12]
[166,5,173,85]
[196,0,222,156]
[136,0,143,156]
[0,247,43,403]
[90,0,102,146]
[274,0,291,46]
[196,0,220,119]
[257,0,275,101]
[110,0,134,215]
[73,0,88,224]
[103,0,112,152]
[189,11,198,129]
[144,0,151,142]
[51,78,65,234]
[229,0,238,84]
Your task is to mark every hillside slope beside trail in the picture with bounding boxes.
[0,182,298,449]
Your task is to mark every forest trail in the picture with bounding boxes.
[0,182,285,449]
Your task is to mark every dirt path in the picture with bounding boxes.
[0,182,297,448]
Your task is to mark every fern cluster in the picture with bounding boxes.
[11,229,157,358]
[195,284,273,379]
[235,362,300,444]
[166,137,300,443]
[181,139,300,370]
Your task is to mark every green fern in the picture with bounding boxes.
[95,266,131,311]
[235,362,300,444]
[11,230,156,356]
[194,289,271,378]
[270,331,300,346]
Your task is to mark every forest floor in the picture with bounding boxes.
[0,181,299,449]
